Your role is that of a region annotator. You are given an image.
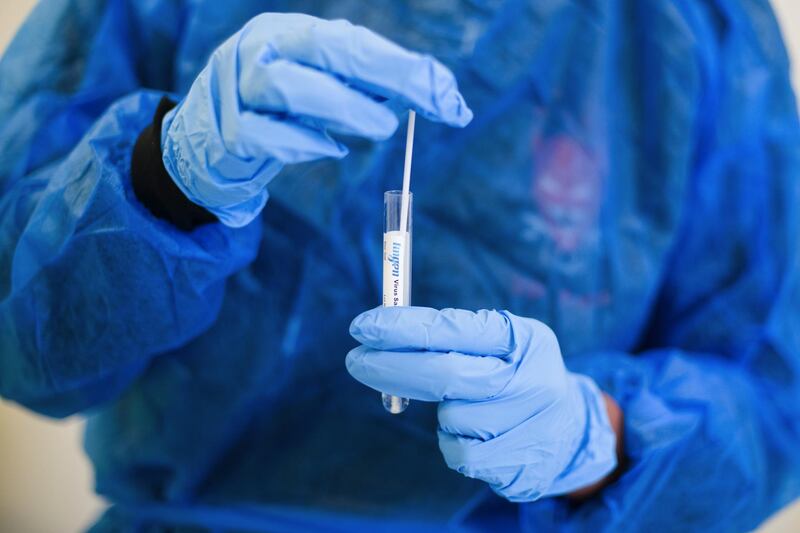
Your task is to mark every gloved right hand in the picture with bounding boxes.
[346,307,618,501]
[161,13,473,227]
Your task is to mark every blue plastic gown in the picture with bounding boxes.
[1,0,799,531]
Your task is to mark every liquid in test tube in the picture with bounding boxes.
[382,190,412,414]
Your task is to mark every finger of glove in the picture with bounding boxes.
[350,306,514,356]
[437,431,539,500]
[221,109,348,164]
[240,59,399,140]
[201,42,348,163]
[438,413,575,501]
[272,18,472,127]
[437,397,539,441]
[345,345,514,401]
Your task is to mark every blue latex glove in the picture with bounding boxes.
[346,306,618,501]
[162,13,473,227]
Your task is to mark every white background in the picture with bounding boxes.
[1,1,799,531]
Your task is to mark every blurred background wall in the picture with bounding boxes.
[1,1,799,531]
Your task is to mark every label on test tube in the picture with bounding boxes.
[383,230,409,307]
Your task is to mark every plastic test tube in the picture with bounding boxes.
[382,190,412,414]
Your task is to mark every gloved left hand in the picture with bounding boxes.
[161,13,472,228]
[346,307,618,501]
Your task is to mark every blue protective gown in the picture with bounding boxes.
[1,0,799,531]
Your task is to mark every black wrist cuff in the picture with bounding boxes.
[131,96,217,231]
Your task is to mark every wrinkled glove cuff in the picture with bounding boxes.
[131,96,218,231]
[545,374,618,496]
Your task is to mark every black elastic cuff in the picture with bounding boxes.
[131,96,217,231]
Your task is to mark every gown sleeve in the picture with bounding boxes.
[0,0,261,417]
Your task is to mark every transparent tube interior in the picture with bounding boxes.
[381,190,411,414]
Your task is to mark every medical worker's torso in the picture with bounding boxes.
[86,0,688,529]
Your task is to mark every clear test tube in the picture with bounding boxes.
[382,190,412,414]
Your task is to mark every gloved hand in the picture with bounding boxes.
[161,13,473,227]
[346,307,618,501]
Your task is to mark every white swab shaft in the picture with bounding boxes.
[399,111,415,233]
